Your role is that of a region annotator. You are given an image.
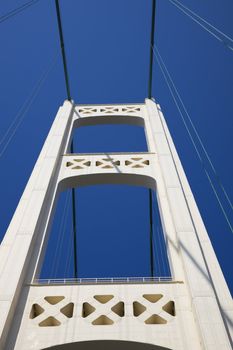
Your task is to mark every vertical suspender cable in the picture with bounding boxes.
[71,152,78,279]
[55,0,78,278]
[148,0,156,99]
[149,189,155,277]
[70,142,78,279]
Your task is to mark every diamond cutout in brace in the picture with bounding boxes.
[92,315,114,325]
[111,302,125,317]
[73,161,91,169]
[73,159,91,165]
[44,296,64,305]
[67,159,91,169]
[94,295,114,304]
[96,159,120,169]
[125,158,149,168]
[74,160,91,166]
[30,304,44,319]
[78,108,97,114]
[60,303,74,318]
[39,316,61,327]
[145,314,167,325]
[102,158,114,162]
[82,302,96,318]
[122,107,140,113]
[143,294,163,303]
[162,301,175,316]
[83,161,91,166]
[132,164,144,168]
[125,161,132,166]
[102,165,113,169]
[72,166,83,169]
[100,107,119,113]
[133,301,146,317]
[96,161,111,168]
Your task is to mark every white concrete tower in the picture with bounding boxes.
[0,99,232,350]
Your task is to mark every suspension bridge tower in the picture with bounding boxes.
[0,1,232,350]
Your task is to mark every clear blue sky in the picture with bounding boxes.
[0,1,232,293]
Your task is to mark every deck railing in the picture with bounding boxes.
[32,276,177,285]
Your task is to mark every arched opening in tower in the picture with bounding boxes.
[40,183,171,279]
[39,122,171,280]
[42,340,173,350]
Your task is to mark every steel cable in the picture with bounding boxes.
[0,0,41,25]
[152,192,170,277]
[0,51,59,158]
[64,226,73,277]
[154,46,233,212]
[153,46,233,233]
[167,0,233,51]
[51,191,71,278]
[54,0,78,278]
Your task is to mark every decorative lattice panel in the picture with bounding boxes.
[76,105,142,116]
[96,158,120,169]
[66,157,150,170]
[121,106,141,113]
[77,107,98,115]
[29,294,175,327]
[133,294,175,324]
[99,107,120,114]
[66,159,91,170]
[30,296,74,327]
[82,294,124,325]
[125,157,150,168]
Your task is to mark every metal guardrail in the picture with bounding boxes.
[32,276,175,286]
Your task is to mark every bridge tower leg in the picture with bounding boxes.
[0,99,232,350]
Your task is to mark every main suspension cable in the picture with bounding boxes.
[55,0,71,101]
[167,0,233,51]
[153,45,233,233]
[0,0,41,25]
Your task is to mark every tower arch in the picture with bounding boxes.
[43,340,173,350]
